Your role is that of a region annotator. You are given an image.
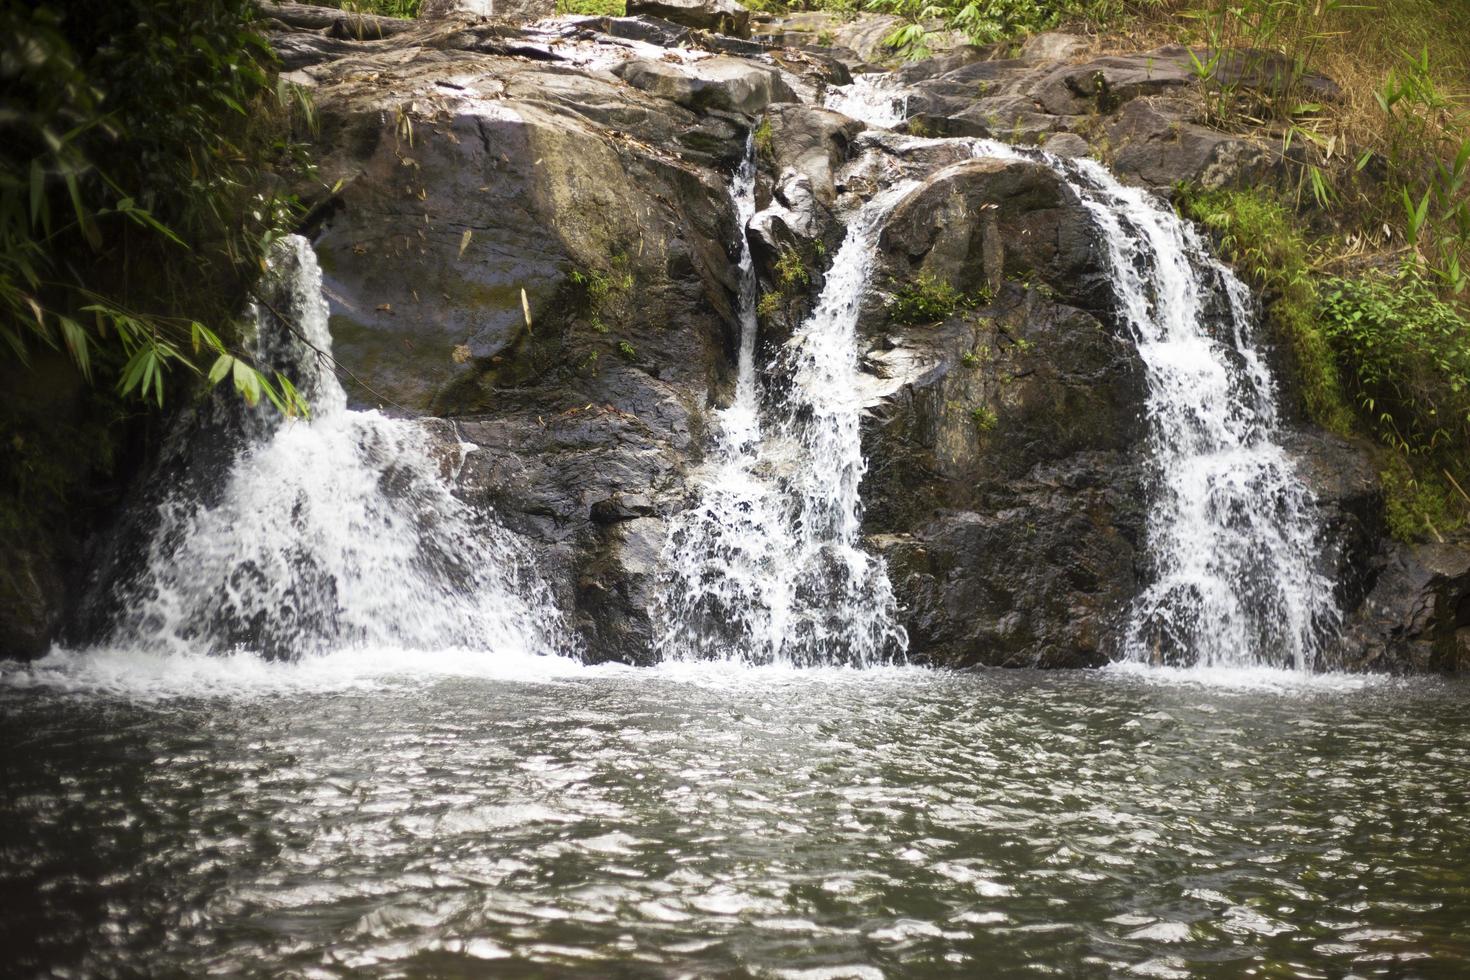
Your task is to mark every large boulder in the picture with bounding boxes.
[626,0,751,39]
[846,151,1148,667]
[612,56,797,115]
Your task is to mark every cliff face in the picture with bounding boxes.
[9,2,1465,670]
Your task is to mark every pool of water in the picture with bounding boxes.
[2,652,1468,978]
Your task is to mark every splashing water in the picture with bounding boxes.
[656,146,909,666]
[84,235,571,663]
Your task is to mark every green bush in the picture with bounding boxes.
[1,1,313,562]
[2,1,311,412]
[1319,269,1470,461]
[557,0,626,14]
[305,0,423,16]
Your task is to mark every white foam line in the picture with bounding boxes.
[1100,660,1395,694]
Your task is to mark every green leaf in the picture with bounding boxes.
[232,357,261,407]
[208,353,234,385]
[58,317,91,381]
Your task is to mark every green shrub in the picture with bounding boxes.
[2,1,312,412]
[774,247,810,290]
[753,117,775,161]
[757,290,782,319]
[971,404,999,431]
[1319,269,1470,461]
[305,0,423,16]
[556,0,626,14]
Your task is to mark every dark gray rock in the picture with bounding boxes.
[613,57,797,115]
[627,0,751,39]
[1341,542,1470,672]
[763,104,864,202]
[852,155,1148,667]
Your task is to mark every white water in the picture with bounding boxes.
[1060,161,1337,669]
[876,128,1338,669]
[75,236,571,665]
[824,73,909,130]
[655,145,909,666]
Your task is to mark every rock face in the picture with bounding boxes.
[844,150,1147,666]
[1342,544,1470,672]
[11,2,1468,673]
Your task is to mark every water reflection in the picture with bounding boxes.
[2,663,1467,977]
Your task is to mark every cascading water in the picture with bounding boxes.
[823,73,909,130]
[1063,161,1338,669]
[895,127,1336,669]
[764,67,1337,670]
[90,235,569,662]
[655,144,908,666]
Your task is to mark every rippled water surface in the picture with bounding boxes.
[3,656,1469,978]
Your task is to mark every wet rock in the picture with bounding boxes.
[763,104,864,202]
[876,157,1109,312]
[613,57,797,115]
[751,11,910,64]
[1041,131,1090,158]
[1,543,64,660]
[1341,543,1470,672]
[855,152,1147,667]
[1107,97,1281,191]
[627,0,751,39]
[591,492,656,523]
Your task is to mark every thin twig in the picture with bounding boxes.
[1443,468,1470,509]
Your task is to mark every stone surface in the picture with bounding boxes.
[627,0,751,39]
[1341,542,1470,672]
[612,56,797,115]
[847,151,1148,667]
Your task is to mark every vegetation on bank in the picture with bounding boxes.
[1,1,313,546]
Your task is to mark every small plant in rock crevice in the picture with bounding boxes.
[889,271,989,325]
[774,247,811,291]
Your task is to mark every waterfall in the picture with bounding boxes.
[823,73,908,130]
[809,66,1340,669]
[655,144,908,666]
[931,130,1337,668]
[1062,161,1338,669]
[93,235,569,661]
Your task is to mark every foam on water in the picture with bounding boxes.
[824,73,909,129]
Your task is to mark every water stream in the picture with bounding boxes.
[0,63,1441,980]
[656,146,908,666]
[86,235,570,665]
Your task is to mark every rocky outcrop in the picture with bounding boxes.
[839,148,1148,666]
[11,2,1467,673]
[1342,543,1470,672]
